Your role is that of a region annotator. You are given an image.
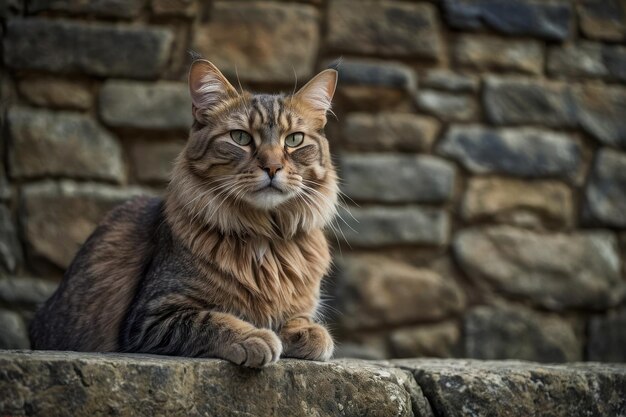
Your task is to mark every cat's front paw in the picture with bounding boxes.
[281,322,334,361]
[228,329,282,368]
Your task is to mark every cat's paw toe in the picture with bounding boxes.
[282,324,334,361]
[234,329,282,368]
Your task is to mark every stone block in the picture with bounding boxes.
[0,309,29,349]
[0,205,22,274]
[548,42,626,81]
[18,77,92,110]
[27,0,145,18]
[462,177,574,229]
[416,90,478,122]
[574,85,626,149]
[577,0,626,41]
[583,148,626,227]
[3,18,173,79]
[327,0,442,60]
[193,2,319,83]
[100,81,192,130]
[131,141,184,183]
[464,305,581,362]
[342,112,440,152]
[390,322,461,358]
[421,70,479,92]
[453,226,624,310]
[438,125,581,179]
[334,255,465,330]
[8,107,124,183]
[340,154,455,203]
[0,276,58,306]
[588,308,626,362]
[453,34,543,74]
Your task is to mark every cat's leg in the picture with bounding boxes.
[279,315,334,361]
[124,307,282,367]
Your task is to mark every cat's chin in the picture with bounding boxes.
[245,187,293,210]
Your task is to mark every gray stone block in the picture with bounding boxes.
[584,148,626,227]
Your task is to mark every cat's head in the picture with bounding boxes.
[167,59,339,237]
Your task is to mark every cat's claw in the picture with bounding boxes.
[230,329,282,368]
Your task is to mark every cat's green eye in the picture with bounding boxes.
[230,130,252,146]
[285,132,305,148]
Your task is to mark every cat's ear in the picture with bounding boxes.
[189,59,238,120]
[294,69,338,125]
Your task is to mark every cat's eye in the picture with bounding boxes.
[285,132,305,148]
[230,130,252,146]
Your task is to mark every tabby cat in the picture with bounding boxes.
[29,59,339,367]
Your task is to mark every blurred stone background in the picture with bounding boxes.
[0,0,625,363]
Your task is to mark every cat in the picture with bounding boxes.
[29,59,339,368]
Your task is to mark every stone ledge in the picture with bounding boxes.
[1,351,624,417]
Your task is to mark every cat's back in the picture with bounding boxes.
[30,196,164,352]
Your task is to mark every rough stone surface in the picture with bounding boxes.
[548,42,626,81]
[464,305,581,362]
[390,321,460,358]
[577,0,626,41]
[342,113,440,152]
[438,125,581,179]
[131,141,184,183]
[334,255,465,330]
[415,90,478,122]
[151,0,196,16]
[332,58,416,89]
[327,0,442,60]
[0,309,29,349]
[99,81,192,130]
[18,77,92,110]
[0,205,22,274]
[454,35,543,74]
[21,181,150,269]
[454,226,624,310]
[339,206,449,247]
[483,77,577,127]
[574,85,626,149]
[395,359,626,417]
[583,148,626,227]
[588,308,626,362]
[443,0,573,41]
[462,177,574,229]
[0,276,58,306]
[8,107,124,182]
[3,18,173,79]
[27,0,145,18]
[193,2,319,83]
[421,70,479,92]
[340,154,455,203]
[0,352,419,417]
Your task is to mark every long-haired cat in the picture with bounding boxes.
[29,59,339,367]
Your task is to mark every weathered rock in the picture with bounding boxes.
[453,34,543,74]
[483,76,577,127]
[334,255,465,330]
[18,77,92,110]
[415,90,478,122]
[27,0,145,18]
[0,309,29,349]
[339,206,450,247]
[438,125,581,179]
[8,107,124,183]
[0,205,22,274]
[193,2,319,83]
[151,0,196,16]
[0,276,58,306]
[443,0,573,41]
[131,141,184,183]
[0,171,10,202]
[342,112,440,152]
[574,85,626,149]
[588,308,626,362]
[0,0,22,18]
[327,0,442,60]
[464,305,581,362]
[453,226,624,310]
[548,42,626,81]
[395,359,626,417]
[3,18,173,79]
[390,322,461,358]
[421,70,479,92]
[99,81,192,130]
[21,181,150,269]
[340,154,455,203]
[577,0,626,41]
[583,148,626,227]
[462,177,574,229]
[0,352,421,417]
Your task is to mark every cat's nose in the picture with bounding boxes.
[262,164,283,179]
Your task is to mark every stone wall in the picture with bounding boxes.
[1,0,625,362]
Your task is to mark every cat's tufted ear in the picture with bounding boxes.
[189,59,238,121]
[294,69,338,125]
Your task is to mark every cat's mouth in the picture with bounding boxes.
[255,183,284,193]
